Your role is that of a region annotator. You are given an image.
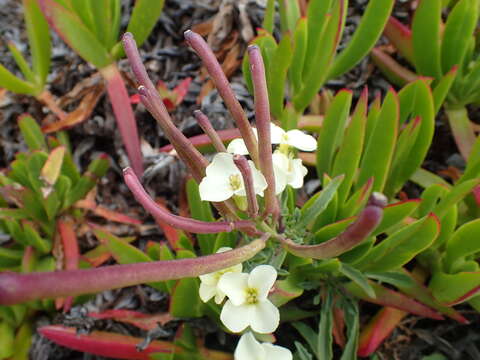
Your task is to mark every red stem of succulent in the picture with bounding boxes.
[184,30,260,165]
[100,64,144,177]
[280,193,388,259]
[123,167,254,233]
[248,45,279,220]
[193,110,227,152]
[233,155,259,218]
[0,238,266,305]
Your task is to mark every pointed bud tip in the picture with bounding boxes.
[369,192,388,208]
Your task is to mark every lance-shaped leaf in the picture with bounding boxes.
[39,325,181,360]
[383,17,414,64]
[124,168,254,234]
[357,307,407,357]
[441,0,479,74]
[329,0,394,78]
[281,193,386,259]
[0,65,37,95]
[357,89,398,193]
[445,105,477,161]
[290,18,308,95]
[430,271,480,305]
[357,214,440,272]
[316,90,352,179]
[345,281,443,320]
[0,237,266,304]
[411,0,442,78]
[444,218,480,273]
[18,114,47,151]
[432,66,457,114]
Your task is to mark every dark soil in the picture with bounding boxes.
[0,0,476,359]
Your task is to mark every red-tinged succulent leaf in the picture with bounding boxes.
[357,307,407,357]
[169,77,192,108]
[42,84,105,133]
[81,235,136,268]
[39,325,179,359]
[345,281,443,320]
[100,64,143,177]
[153,198,183,250]
[430,271,480,305]
[445,106,477,161]
[57,219,79,312]
[75,199,141,225]
[88,310,173,331]
[383,17,414,63]
[473,186,480,206]
[159,128,241,154]
[371,48,417,86]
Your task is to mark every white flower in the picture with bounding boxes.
[270,124,317,152]
[226,124,316,155]
[272,151,308,192]
[199,152,267,202]
[199,247,242,304]
[235,332,292,360]
[218,265,279,334]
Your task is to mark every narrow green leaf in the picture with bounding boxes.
[363,94,381,149]
[412,0,442,77]
[170,278,203,318]
[340,263,376,298]
[330,0,394,78]
[292,322,318,357]
[432,66,458,114]
[430,271,480,304]
[262,0,275,34]
[0,64,37,95]
[433,178,480,218]
[317,290,334,360]
[18,115,47,151]
[290,18,308,95]
[298,175,343,229]
[88,0,115,49]
[24,0,51,86]
[7,41,35,83]
[268,33,292,119]
[373,200,420,236]
[339,299,359,360]
[316,90,352,178]
[357,89,398,192]
[279,0,301,33]
[0,321,15,359]
[445,218,480,272]
[41,0,111,68]
[441,0,479,74]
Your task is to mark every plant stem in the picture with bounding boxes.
[36,90,67,120]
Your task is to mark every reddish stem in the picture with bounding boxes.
[233,155,259,218]
[193,110,227,152]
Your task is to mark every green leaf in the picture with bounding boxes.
[330,0,394,78]
[441,0,479,75]
[112,0,165,59]
[358,214,440,272]
[290,18,308,95]
[23,221,51,254]
[433,178,480,219]
[268,33,292,119]
[88,0,117,49]
[278,0,301,33]
[262,0,275,34]
[332,91,367,204]
[292,322,318,357]
[169,278,203,318]
[363,95,381,149]
[186,178,215,255]
[412,0,442,77]
[430,271,480,304]
[24,0,51,86]
[41,0,111,68]
[445,219,480,272]
[373,199,421,236]
[0,64,37,95]
[316,90,353,178]
[339,299,359,360]
[317,290,334,360]
[433,66,458,114]
[7,41,35,83]
[298,175,343,230]
[18,115,47,151]
[0,247,24,267]
[0,321,15,359]
[340,263,376,298]
[357,89,398,192]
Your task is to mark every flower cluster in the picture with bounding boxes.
[199,249,292,359]
[199,123,316,202]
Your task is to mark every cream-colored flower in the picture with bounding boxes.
[234,332,292,360]
[272,151,308,193]
[218,265,279,334]
[199,152,267,202]
[199,247,242,304]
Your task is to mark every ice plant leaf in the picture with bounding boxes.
[0,237,266,305]
[329,0,394,78]
[444,219,480,273]
[0,64,37,95]
[383,17,414,64]
[18,114,47,151]
[40,146,65,187]
[432,66,458,115]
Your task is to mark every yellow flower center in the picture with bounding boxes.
[229,174,242,191]
[245,288,259,304]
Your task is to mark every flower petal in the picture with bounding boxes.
[227,139,250,155]
[199,283,217,303]
[249,300,280,334]
[287,158,308,189]
[218,272,249,306]
[214,289,227,304]
[270,124,285,144]
[220,300,252,333]
[249,161,268,195]
[248,265,277,300]
[234,332,266,360]
[272,152,289,194]
[206,152,239,176]
[285,129,317,151]
[262,343,292,360]
[199,175,233,202]
[199,272,217,286]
